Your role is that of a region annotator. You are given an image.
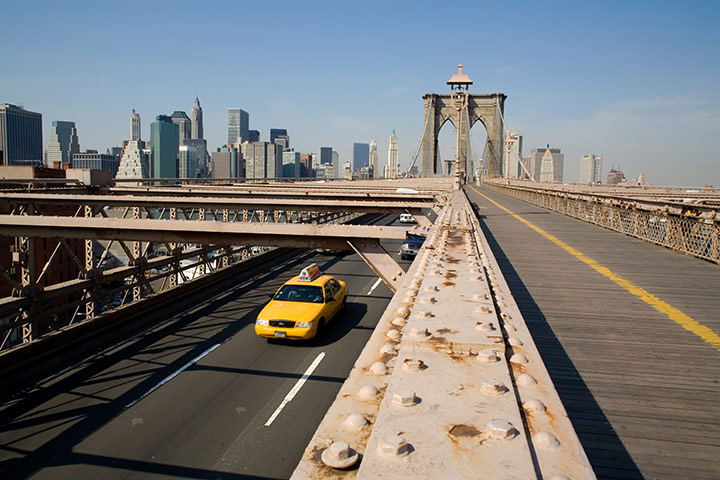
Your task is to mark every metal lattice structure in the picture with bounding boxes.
[484,180,720,264]
[0,179,447,352]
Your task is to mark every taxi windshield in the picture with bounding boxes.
[273,284,324,303]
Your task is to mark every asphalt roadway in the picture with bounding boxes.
[0,215,408,479]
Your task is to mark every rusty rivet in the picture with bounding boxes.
[510,353,529,365]
[396,306,409,317]
[472,293,487,302]
[392,389,418,407]
[474,306,491,314]
[385,329,401,341]
[380,343,397,355]
[517,373,537,386]
[487,419,517,440]
[508,337,523,346]
[523,398,546,414]
[413,310,432,319]
[477,349,500,363]
[344,413,369,431]
[419,296,436,305]
[470,276,484,282]
[358,385,380,399]
[475,321,496,332]
[321,441,359,469]
[533,431,561,449]
[501,312,512,321]
[424,285,439,292]
[391,316,405,327]
[505,324,518,332]
[402,296,414,305]
[481,379,507,394]
[370,361,387,375]
[402,358,426,372]
[379,435,411,457]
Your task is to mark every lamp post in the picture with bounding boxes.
[447,65,472,190]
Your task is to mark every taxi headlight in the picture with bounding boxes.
[297,321,313,328]
[256,319,269,326]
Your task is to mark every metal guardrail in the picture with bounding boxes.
[292,190,595,479]
[484,181,720,265]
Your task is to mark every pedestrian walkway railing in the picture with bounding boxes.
[484,180,720,265]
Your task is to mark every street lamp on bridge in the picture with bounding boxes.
[447,64,472,190]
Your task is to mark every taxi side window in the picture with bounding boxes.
[328,279,340,295]
[324,284,333,302]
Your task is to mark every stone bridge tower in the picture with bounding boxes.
[420,87,506,179]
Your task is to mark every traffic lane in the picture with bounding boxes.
[0,252,318,478]
[0,249,393,478]
[65,250,392,479]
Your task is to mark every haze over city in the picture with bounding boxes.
[2,0,718,186]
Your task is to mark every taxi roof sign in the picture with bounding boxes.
[298,263,322,282]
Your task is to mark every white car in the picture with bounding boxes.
[399,214,416,223]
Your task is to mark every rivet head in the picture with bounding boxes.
[380,343,397,355]
[475,321,495,331]
[533,431,561,449]
[379,435,410,457]
[477,349,499,363]
[402,358,426,372]
[517,373,537,386]
[523,398,546,414]
[505,324,518,332]
[344,413,369,431]
[424,285,439,292]
[385,329,401,341]
[510,353,529,364]
[370,361,387,375]
[402,296,414,304]
[419,296,436,304]
[391,316,405,327]
[358,385,380,399]
[395,306,409,316]
[508,337,523,346]
[548,476,571,480]
[487,419,517,440]
[321,441,359,469]
[413,310,432,319]
[481,379,507,394]
[392,389,417,407]
[474,306,491,314]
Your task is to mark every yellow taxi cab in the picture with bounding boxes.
[255,263,348,340]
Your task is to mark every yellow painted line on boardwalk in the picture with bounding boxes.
[469,185,720,351]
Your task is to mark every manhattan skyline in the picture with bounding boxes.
[1,0,718,186]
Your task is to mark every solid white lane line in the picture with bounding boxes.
[125,343,221,409]
[264,352,326,427]
[367,278,383,295]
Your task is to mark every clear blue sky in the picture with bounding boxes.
[2,0,718,186]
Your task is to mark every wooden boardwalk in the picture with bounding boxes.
[466,185,720,480]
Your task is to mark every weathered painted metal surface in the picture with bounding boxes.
[291,190,595,479]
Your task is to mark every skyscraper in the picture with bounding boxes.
[170,111,191,142]
[579,154,603,184]
[270,128,288,146]
[151,115,179,178]
[369,140,378,178]
[47,121,79,169]
[241,141,282,179]
[353,143,369,172]
[131,109,141,141]
[191,98,203,140]
[0,103,43,166]
[116,140,149,186]
[248,130,260,142]
[529,146,563,182]
[228,108,249,144]
[320,147,332,165]
[385,130,399,178]
[538,146,564,183]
